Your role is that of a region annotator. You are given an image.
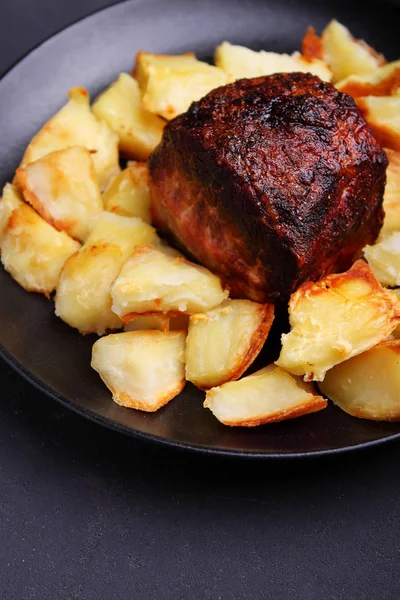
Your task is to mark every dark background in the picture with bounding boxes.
[1,1,400,598]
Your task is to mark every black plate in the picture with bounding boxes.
[1,0,400,458]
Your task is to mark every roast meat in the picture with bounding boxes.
[149,72,387,302]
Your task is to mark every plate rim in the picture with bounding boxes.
[1,0,400,459]
[3,342,400,459]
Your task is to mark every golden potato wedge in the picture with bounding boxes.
[0,193,80,296]
[321,20,386,82]
[55,213,156,334]
[85,211,155,250]
[92,73,165,160]
[111,244,228,321]
[276,260,400,382]
[380,148,400,236]
[21,87,120,190]
[319,340,400,421]
[204,364,327,427]
[102,161,151,222]
[123,313,189,333]
[364,232,400,287]
[15,146,102,242]
[0,183,23,240]
[356,95,400,151]
[56,244,124,334]
[336,60,400,97]
[134,51,227,120]
[185,300,274,390]
[214,42,331,82]
[91,330,186,411]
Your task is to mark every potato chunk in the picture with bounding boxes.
[336,60,400,97]
[102,162,151,222]
[321,20,386,82]
[21,87,119,190]
[0,184,23,240]
[380,148,400,236]
[214,42,331,82]
[92,73,165,160]
[111,245,228,321]
[91,330,186,411]
[204,365,327,427]
[134,52,227,120]
[15,146,102,242]
[186,300,274,390]
[276,260,400,382]
[55,213,156,334]
[356,95,400,151]
[319,340,400,421]
[123,313,189,333]
[364,232,400,287]
[83,211,155,249]
[0,187,80,296]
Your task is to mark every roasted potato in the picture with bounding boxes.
[356,95,400,152]
[102,161,151,223]
[92,73,165,161]
[320,20,386,82]
[55,213,156,334]
[276,260,400,382]
[380,148,400,236]
[214,42,332,82]
[0,186,80,296]
[0,183,23,240]
[336,60,400,97]
[185,299,274,390]
[134,51,227,120]
[20,87,120,190]
[85,211,155,250]
[111,244,228,321]
[319,340,400,421]
[204,364,327,427]
[91,330,186,411]
[364,232,400,287]
[123,313,189,333]
[15,146,102,242]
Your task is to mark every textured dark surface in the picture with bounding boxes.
[150,73,387,301]
[1,0,400,598]
[1,360,400,600]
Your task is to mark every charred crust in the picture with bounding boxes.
[150,73,387,302]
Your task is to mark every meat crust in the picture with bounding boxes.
[149,72,387,302]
